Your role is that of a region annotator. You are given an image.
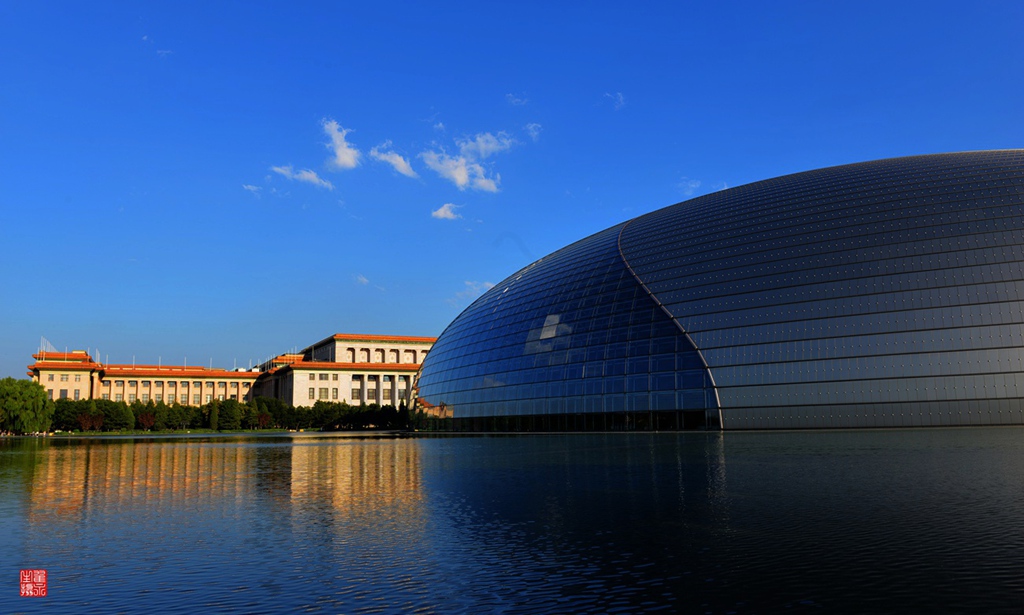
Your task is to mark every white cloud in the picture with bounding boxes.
[242,184,261,196]
[420,131,514,192]
[506,93,528,106]
[157,49,173,58]
[355,274,369,285]
[370,141,417,178]
[457,132,514,159]
[525,123,542,142]
[472,176,499,192]
[271,165,334,190]
[420,151,499,192]
[431,203,462,220]
[322,118,361,170]
[434,122,445,132]
[679,177,701,197]
[448,280,496,306]
[605,91,626,110]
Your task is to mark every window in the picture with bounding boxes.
[60,374,68,382]
[319,373,328,381]
[115,394,123,402]
[129,394,136,402]
[309,374,316,381]
[48,389,53,399]
[101,394,109,400]
[319,388,328,400]
[193,381,201,388]
[367,389,377,401]
[73,390,80,400]
[102,381,110,387]
[75,374,82,382]
[309,388,315,400]
[194,394,201,405]
[332,388,338,400]
[168,382,176,388]
[205,394,212,403]
[168,394,175,403]
[218,395,224,401]
[218,382,225,389]
[352,389,361,400]
[243,383,250,389]
[383,389,392,401]
[142,394,149,402]
[155,394,163,402]
[48,374,54,381]
[116,380,124,386]
[129,381,138,387]
[206,382,214,388]
[332,374,338,381]
[230,382,238,388]
[156,382,163,388]
[142,381,151,387]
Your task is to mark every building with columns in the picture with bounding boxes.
[29,351,258,404]
[28,333,436,408]
[251,334,435,407]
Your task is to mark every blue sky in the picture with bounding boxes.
[2,1,1022,378]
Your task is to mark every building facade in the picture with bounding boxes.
[251,334,435,407]
[416,151,1024,430]
[29,333,436,409]
[30,351,258,404]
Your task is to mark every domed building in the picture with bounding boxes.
[416,151,1024,430]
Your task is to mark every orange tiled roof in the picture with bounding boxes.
[32,351,94,362]
[30,360,101,371]
[101,365,260,379]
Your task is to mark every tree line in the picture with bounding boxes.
[1,377,418,434]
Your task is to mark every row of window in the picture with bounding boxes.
[306,387,408,401]
[46,390,245,404]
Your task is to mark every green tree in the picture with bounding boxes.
[104,400,134,431]
[153,401,170,430]
[52,398,83,431]
[166,403,192,431]
[218,399,242,431]
[0,378,54,434]
[207,399,220,430]
[242,400,259,429]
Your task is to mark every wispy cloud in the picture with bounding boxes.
[678,177,701,197]
[355,274,369,285]
[421,151,499,192]
[370,141,417,178]
[448,280,495,306]
[506,93,528,106]
[457,132,514,159]
[271,165,334,190]
[157,49,173,58]
[420,131,514,192]
[242,184,261,197]
[322,118,360,170]
[431,203,462,220]
[605,91,626,110]
[525,123,542,142]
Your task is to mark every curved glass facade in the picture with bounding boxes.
[418,150,1024,429]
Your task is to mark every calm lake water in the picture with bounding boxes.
[2,428,1023,614]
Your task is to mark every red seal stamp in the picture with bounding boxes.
[20,569,47,597]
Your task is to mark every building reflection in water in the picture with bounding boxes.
[21,436,425,535]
